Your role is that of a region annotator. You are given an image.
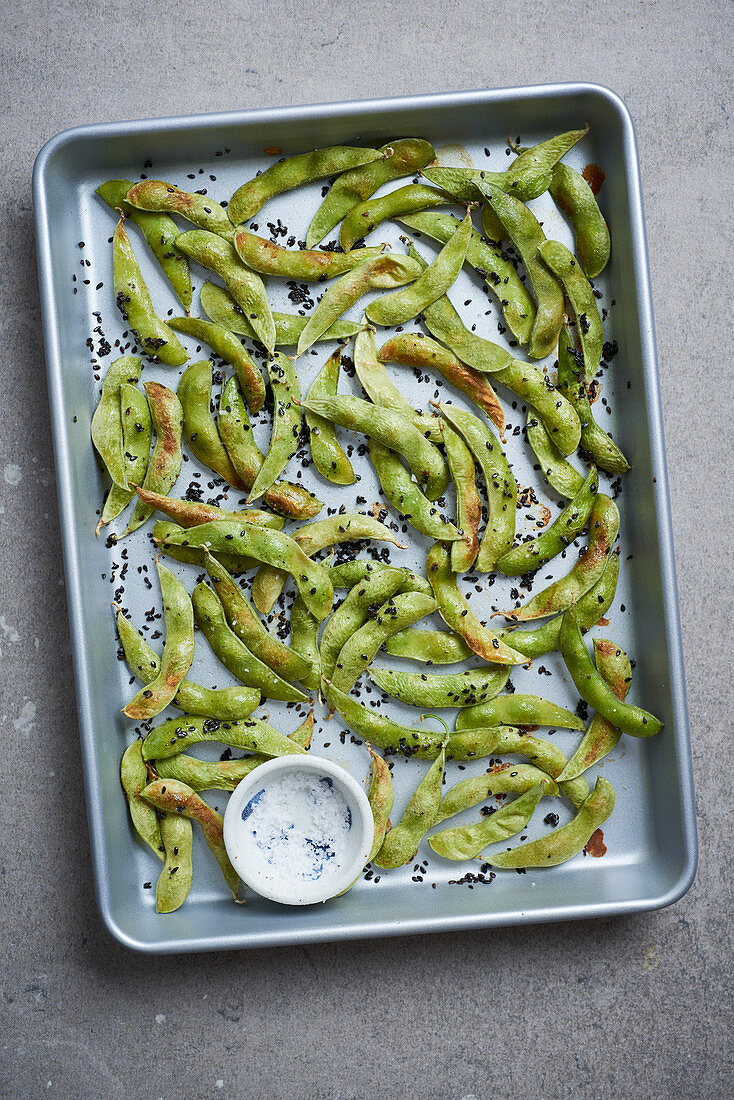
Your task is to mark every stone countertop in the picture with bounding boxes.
[0,1,731,1097]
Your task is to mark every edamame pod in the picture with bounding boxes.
[455,693,585,731]
[369,440,461,543]
[323,683,447,758]
[175,231,276,352]
[501,494,619,622]
[496,465,598,575]
[339,183,456,251]
[133,488,283,530]
[384,628,472,665]
[560,610,662,737]
[178,360,244,488]
[228,145,384,225]
[556,328,630,474]
[354,326,442,442]
[116,608,260,719]
[368,664,510,708]
[429,783,546,861]
[426,543,527,666]
[113,217,188,366]
[373,743,447,869]
[488,776,615,868]
[123,563,195,720]
[306,138,435,248]
[305,349,357,486]
[91,355,142,491]
[200,281,365,346]
[441,419,481,572]
[492,359,581,455]
[168,315,265,413]
[330,591,437,694]
[525,410,585,500]
[295,254,423,358]
[154,519,256,573]
[557,639,632,781]
[538,238,603,381]
[234,228,384,279]
[365,213,472,327]
[248,352,302,501]
[156,812,193,914]
[289,596,321,690]
[435,765,558,825]
[319,566,413,684]
[100,383,152,527]
[327,559,432,595]
[303,394,448,501]
[141,778,239,898]
[549,162,611,278]
[96,180,191,310]
[365,745,395,862]
[120,741,164,860]
[123,381,183,537]
[142,713,309,762]
[395,210,535,345]
[126,179,234,241]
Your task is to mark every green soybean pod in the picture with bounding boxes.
[437,402,516,573]
[492,358,581,456]
[500,493,619,623]
[455,694,585,731]
[168,315,265,413]
[305,348,357,486]
[153,520,257,573]
[557,639,633,781]
[549,162,611,278]
[365,212,472,327]
[126,179,235,241]
[496,466,599,576]
[365,744,395,863]
[295,254,423,358]
[156,812,194,914]
[395,210,535,345]
[495,549,620,660]
[323,682,446,759]
[141,778,239,898]
[91,355,142,490]
[441,419,481,573]
[319,566,408,684]
[112,217,188,366]
[178,360,244,488]
[369,440,461,543]
[289,595,321,690]
[429,783,546,861]
[122,381,184,537]
[233,228,384,279]
[489,776,615,869]
[556,328,631,474]
[306,138,436,248]
[200,281,366,347]
[354,325,442,442]
[96,179,192,311]
[143,713,310,761]
[384,628,472,665]
[435,765,558,825]
[525,410,585,500]
[504,126,589,195]
[247,352,303,502]
[537,238,603,382]
[120,741,164,861]
[330,592,437,694]
[373,742,447,869]
[228,145,384,225]
[100,382,152,527]
[368,664,510,708]
[116,607,261,719]
[339,183,456,251]
[133,488,283,531]
[175,230,276,352]
[560,611,663,737]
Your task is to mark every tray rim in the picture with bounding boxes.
[32,81,698,955]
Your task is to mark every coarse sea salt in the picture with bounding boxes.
[240,771,353,884]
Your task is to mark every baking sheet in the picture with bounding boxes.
[33,83,697,954]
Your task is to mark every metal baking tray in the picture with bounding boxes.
[33,83,697,954]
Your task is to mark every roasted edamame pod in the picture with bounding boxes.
[233,228,384,280]
[557,639,633,781]
[373,742,447,869]
[228,145,384,225]
[175,230,276,352]
[143,713,309,761]
[538,238,603,382]
[156,812,193,914]
[429,783,546,861]
[549,162,611,278]
[434,765,558,825]
[113,217,188,366]
[488,776,615,868]
[141,778,239,898]
[556,328,630,474]
[365,744,395,862]
[369,440,461,543]
[500,493,619,622]
[328,558,433,593]
[295,254,423,358]
[178,360,244,488]
[496,465,599,576]
[96,180,191,310]
[100,382,152,528]
[248,352,303,501]
[120,741,164,860]
[354,326,442,442]
[330,591,437,694]
[289,596,321,690]
[339,183,456,251]
[116,607,261,719]
[368,663,510,708]
[91,355,142,491]
[153,519,256,573]
[441,419,481,572]
[426,543,527,666]
[133,488,283,531]
[384,628,472,665]
[200,281,365,347]
[324,683,448,759]
[559,610,663,737]
[455,693,585,731]
[126,179,235,241]
[122,381,184,537]
[167,315,265,413]
[525,410,585,500]
[306,137,435,248]
[304,348,356,486]
[123,562,195,720]
[492,358,581,456]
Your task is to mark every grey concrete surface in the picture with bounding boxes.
[1,1,732,1097]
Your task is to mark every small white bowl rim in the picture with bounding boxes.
[223,754,374,906]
